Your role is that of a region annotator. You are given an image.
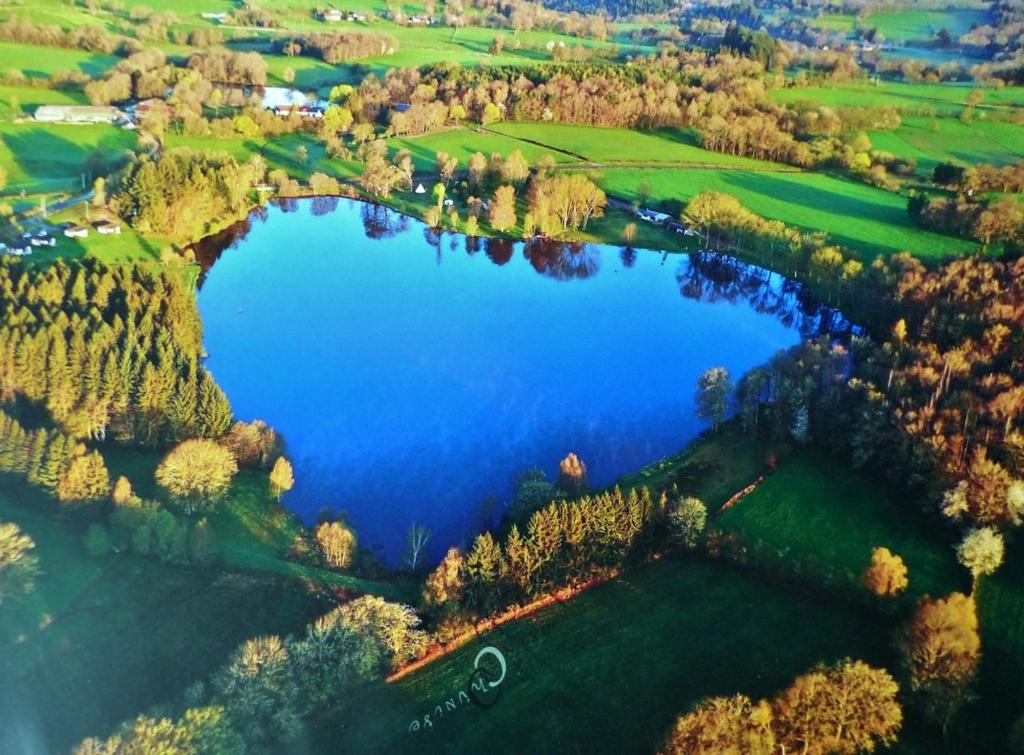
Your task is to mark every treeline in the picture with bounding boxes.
[85,48,174,104]
[422,487,663,631]
[0,18,138,55]
[682,191,866,308]
[185,50,268,86]
[0,409,110,503]
[273,31,398,63]
[0,257,230,446]
[346,57,918,181]
[737,251,1024,529]
[662,659,902,755]
[114,149,265,242]
[911,193,1024,251]
[75,596,428,752]
[84,478,219,566]
[462,0,614,39]
[909,161,1024,250]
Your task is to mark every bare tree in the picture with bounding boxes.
[404,524,431,571]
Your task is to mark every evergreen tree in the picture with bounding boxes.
[57,450,111,503]
[465,532,503,615]
[197,371,233,438]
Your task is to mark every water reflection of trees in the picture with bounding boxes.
[360,202,408,239]
[675,252,853,337]
[523,238,600,281]
[310,196,339,217]
[485,237,514,266]
[192,206,264,287]
[197,200,851,336]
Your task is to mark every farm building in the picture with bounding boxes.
[34,105,124,124]
[63,225,89,238]
[260,87,327,117]
[319,8,343,22]
[133,98,171,118]
[94,220,122,235]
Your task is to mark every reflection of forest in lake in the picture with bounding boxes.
[197,199,850,562]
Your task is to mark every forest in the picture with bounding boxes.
[0,0,1022,753]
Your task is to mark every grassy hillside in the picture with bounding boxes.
[485,122,790,168]
[593,165,978,259]
[0,41,117,79]
[0,478,327,753]
[0,445,414,751]
[870,117,1024,175]
[717,453,965,599]
[813,9,990,41]
[309,558,893,755]
[0,121,137,193]
[771,81,1024,115]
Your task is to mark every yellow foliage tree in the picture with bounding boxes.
[772,660,902,754]
[57,450,111,503]
[863,546,910,597]
[112,475,134,506]
[269,457,294,502]
[315,521,357,569]
[661,694,774,755]
[422,547,466,613]
[156,439,238,512]
[901,592,981,729]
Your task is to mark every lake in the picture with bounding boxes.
[198,198,843,562]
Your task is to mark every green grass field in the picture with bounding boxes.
[310,558,893,755]
[0,121,137,193]
[0,41,117,79]
[772,81,1024,115]
[0,476,328,753]
[485,123,790,169]
[717,453,964,599]
[389,127,578,172]
[592,165,978,259]
[870,116,1024,175]
[0,84,88,117]
[164,132,362,180]
[813,9,990,41]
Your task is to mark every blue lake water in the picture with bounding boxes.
[198,198,839,562]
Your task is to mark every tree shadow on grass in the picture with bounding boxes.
[19,52,115,79]
[2,126,134,192]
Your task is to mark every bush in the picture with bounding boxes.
[84,524,112,558]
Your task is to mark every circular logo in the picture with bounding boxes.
[467,646,506,708]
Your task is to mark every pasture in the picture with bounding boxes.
[310,557,892,754]
[389,127,577,172]
[0,41,117,79]
[485,122,789,168]
[0,121,137,193]
[0,85,88,117]
[813,9,991,41]
[771,80,1024,115]
[870,116,1024,175]
[716,453,964,599]
[592,165,979,259]
[164,132,362,180]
